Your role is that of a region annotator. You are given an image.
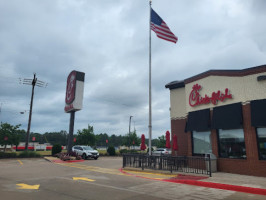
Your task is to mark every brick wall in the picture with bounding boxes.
[171,118,187,156]
[170,104,266,177]
[217,104,266,177]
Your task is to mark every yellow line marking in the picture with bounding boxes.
[56,163,176,180]
[122,169,176,177]
[17,160,23,165]
[16,183,40,190]
[57,163,132,176]
[73,177,95,182]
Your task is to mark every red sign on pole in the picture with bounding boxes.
[65,71,77,105]
[4,136,8,141]
[106,139,108,144]
[32,137,36,141]
[73,138,76,142]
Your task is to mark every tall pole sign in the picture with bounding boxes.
[65,70,85,153]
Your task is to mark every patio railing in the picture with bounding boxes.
[122,154,213,177]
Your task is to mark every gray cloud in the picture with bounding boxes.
[0,0,266,139]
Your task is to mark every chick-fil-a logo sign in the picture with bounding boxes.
[189,84,232,107]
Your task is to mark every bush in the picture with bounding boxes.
[107,146,116,156]
[52,144,62,156]
[59,153,71,161]
[18,151,41,158]
[0,151,41,159]
[56,152,81,161]
[68,151,77,157]
[0,152,17,158]
[119,149,128,154]
[129,149,138,154]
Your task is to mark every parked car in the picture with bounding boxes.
[72,145,99,160]
[152,148,172,156]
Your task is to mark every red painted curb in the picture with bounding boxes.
[163,179,266,196]
[120,168,266,196]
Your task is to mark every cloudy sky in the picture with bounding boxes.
[0,0,266,139]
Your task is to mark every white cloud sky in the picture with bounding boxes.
[0,0,266,139]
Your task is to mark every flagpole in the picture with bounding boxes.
[148,0,152,156]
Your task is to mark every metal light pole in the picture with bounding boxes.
[148,0,152,156]
[129,116,133,134]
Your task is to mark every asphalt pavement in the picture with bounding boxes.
[0,157,265,200]
[44,156,266,196]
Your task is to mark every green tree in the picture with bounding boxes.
[123,131,140,147]
[0,123,21,152]
[156,135,166,148]
[107,146,116,156]
[12,133,21,151]
[76,124,95,146]
[43,130,68,145]
[17,129,26,142]
[95,133,109,146]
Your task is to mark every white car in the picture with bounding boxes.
[72,145,99,160]
[152,148,172,156]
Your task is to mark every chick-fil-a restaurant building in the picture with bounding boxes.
[165,65,266,177]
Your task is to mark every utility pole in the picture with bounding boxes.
[22,73,47,150]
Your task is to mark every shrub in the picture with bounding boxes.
[129,149,138,154]
[68,151,77,157]
[52,144,62,156]
[119,149,128,154]
[107,146,116,156]
[60,153,71,161]
[99,151,108,156]
[0,152,17,158]
[18,151,41,158]
[57,152,81,161]
[76,155,82,160]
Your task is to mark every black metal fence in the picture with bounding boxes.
[122,154,213,177]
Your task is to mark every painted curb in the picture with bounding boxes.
[120,168,266,196]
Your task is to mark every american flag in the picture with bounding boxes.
[150,8,178,43]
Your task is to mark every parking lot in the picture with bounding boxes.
[0,157,265,200]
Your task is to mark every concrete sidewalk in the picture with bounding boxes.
[122,167,266,195]
[204,172,266,189]
[122,167,266,188]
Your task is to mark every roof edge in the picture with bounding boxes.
[184,64,266,84]
[165,80,185,90]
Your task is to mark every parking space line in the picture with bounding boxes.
[16,183,40,190]
[73,177,95,182]
[17,160,23,165]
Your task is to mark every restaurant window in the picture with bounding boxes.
[218,129,246,159]
[192,131,212,155]
[257,128,266,160]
